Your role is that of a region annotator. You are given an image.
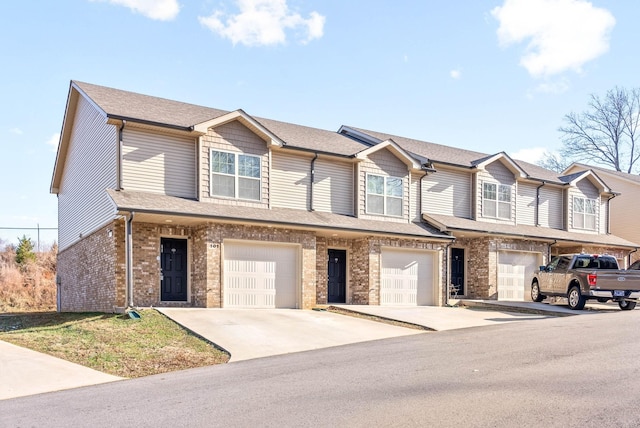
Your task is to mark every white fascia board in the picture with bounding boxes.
[192,109,284,147]
[355,139,422,169]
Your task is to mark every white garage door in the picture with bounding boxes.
[498,251,540,301]
[223,242,299,308]
[380,248,435,306]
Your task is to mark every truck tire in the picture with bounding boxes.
[618,300,637,311]
[531,281,544,302]
[567,285,586,310]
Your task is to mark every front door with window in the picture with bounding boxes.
[450,248,465,296]
[328,249,346,303]
[161,238,188,301]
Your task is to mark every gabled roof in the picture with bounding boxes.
[471,152,527,178]
[73,81,229,128]
[346,126,567,184]
[355,139,422,169]
[559,169,612,193]
[565,162,640,185]
[193,109,284,147]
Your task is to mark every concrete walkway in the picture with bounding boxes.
[0,340,122,400]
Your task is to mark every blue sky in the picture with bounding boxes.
[1,0,638,247]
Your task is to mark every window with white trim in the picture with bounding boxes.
[210,150,261,200]
[366,174,403,216]
[573,196,597,230]
[482,182,511,219]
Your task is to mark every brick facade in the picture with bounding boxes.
[57,221,125,312]
[58,218,450,312]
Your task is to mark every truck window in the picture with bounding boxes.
[597,257,619,269]
[556,256,571,270]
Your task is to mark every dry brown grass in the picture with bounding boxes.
[0,310,230,377]
[0,244,57,313]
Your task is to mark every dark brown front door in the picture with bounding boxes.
[161,238,188,301]
[328,249,346,303]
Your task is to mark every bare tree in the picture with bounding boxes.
[556,87,640,173]
[537,150,571,173]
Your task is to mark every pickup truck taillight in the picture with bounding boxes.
[588,273,597,287]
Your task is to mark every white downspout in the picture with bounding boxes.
[126,211,135,308]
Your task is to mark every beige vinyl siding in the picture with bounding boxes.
[516,182,537,226]
[359,148,409,222]
[410,172,422,222]
[477,161,516,224]
[271,151,310,210]
[538,186,564,229]
[568,179,600,233]
[200,120,269,208]
[605,176,638,241]
[314,158,354,215]
[423,168,471,218]
[58,95,117,250]
[122,128,195,198]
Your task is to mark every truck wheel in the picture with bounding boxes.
[618,300,637,311]
[531,281,544,302]
[567,286,586,310]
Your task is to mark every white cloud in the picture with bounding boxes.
[46,133,60,153]
[511,147,549,163]
[491,0,615,78]
[450,69,462,79]
[199,0,326,47]
[10,127,23,135]
[93,0,180,21]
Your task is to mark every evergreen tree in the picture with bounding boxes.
[15,235,36,266]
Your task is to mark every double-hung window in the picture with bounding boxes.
[366,174,403,216]
[210,150,261,200]
[482,182,511,219]
[573,196,597,230]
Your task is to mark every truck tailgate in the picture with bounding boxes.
[586,270,640,291]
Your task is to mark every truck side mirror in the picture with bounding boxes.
[539,265,547,272]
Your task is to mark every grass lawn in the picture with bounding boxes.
[0,309,229,378]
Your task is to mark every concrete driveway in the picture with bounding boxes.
[156,308,424,362]
[157,303,563,362]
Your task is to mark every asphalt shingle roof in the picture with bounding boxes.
[425,213,639,248]
[107,190,453,240]
[74,81,229,128]
[73,81,586,185]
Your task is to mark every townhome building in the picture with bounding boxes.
[563,162,640,264]
[51,81,638,312]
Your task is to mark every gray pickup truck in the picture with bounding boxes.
[531,254,640,310]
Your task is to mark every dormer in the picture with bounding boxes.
[354,139,425,223]
[194,110,283,208]
[559,170,615,234]
[472,153,526,225]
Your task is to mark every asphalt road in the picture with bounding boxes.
[2,310,640,427]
